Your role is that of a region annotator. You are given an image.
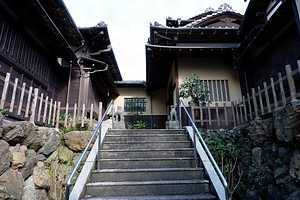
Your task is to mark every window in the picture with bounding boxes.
[124,98,146,112]
[203,80,230,102]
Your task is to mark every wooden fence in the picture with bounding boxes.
[0,72,104,129]
[188,63,300,129]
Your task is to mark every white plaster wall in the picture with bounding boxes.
[177,56,242,106]
[114,87,167,115]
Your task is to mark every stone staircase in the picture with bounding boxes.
[82,129,217,200]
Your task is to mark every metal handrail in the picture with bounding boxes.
[65,99,114,200]
[180,99,229,200]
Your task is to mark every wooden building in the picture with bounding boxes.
[145,1,300,129]
[0,0,121,124]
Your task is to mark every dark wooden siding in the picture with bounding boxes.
[239,22,300,97]
[0,12,68,117]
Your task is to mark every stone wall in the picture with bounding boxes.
[0,114,95,200]
[233,100,300,200]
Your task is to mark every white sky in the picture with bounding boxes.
[63,0,249,81]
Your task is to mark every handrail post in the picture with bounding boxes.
[112,102,114,129]
[193,127,198,167]
[97,127,101,170]
[179,101,182,129]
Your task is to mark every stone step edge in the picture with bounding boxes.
[101,148,194,152]
[103,141,191,144]
[91,167,203,173]
[86,179,209,187]
[83,194,216,200]
[100,157,196,162]
[106,134,188,137]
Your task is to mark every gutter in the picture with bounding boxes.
[31,0,78,61]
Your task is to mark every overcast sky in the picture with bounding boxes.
[63,0,249,81]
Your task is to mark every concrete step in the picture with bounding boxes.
[100,148,195,158]
[107,129,186,135]
[99,157,198,169]
[82,194,217,200]
[102,141,192,150]
[104,134,189,142]
[91,168,204,182]
[86,179,210,197]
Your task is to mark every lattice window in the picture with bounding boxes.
[124,98,146,112]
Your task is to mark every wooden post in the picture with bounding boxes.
[252,88,258,118]
[271,78,278,108]
[25,87,33,118]
[81,104,85,127]
[48,99,53,124]
[37,93,43,121]
[208,103,211,126]
[29,88,39,122]
[199,103,204,126]
[43,96,49,123]
[247,93,253,120]
[0,73,10,109]
[55,102,61,129]
[239,99,243,123]
[98,102,102,124]
[90,103,94,128]
[258,86,264,115]
[73,103,77,127]
[9,78,18,112]
[231,101,236,127]
[224,103,228,126]
[263,82,271,113]
[52,101,57,126]
[216,103,220,125]
[17,83,26,116]
[235,101,240,125]
[243,96,248,122]
[278,72,286,106]
[285,64,296,100]
[191,103,195,122]
[64,103,69,128]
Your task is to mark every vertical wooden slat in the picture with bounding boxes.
[239,99,243,123]
[25,87,33,118]
[247,93,253,120]
[199,103,204,126]
[224,103,228,126]
[98,102,102,124]
[64,103,69,128]
[90,103,94,128]
[29,88,38,122]
[243,96,248,122]
[278,72,286,106]
[252,88,258,118]
[9,78,18,112]
[73,103,77,127]
[17,83,26,116]
[285,64,296,100]
[263,82,271,113]
[271,78,278,108]
[52,101,57,126]
[208,103,211,126]
[235,101,240,125]
[216,103,220,125]
[0,73,10,109]
[43,96,49,123]
[258,86,264,115]
[48,99,53,124]
[37,93,43,121]
[55,102,61,129]
[231,101,236,127]
[81,104,85,127]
